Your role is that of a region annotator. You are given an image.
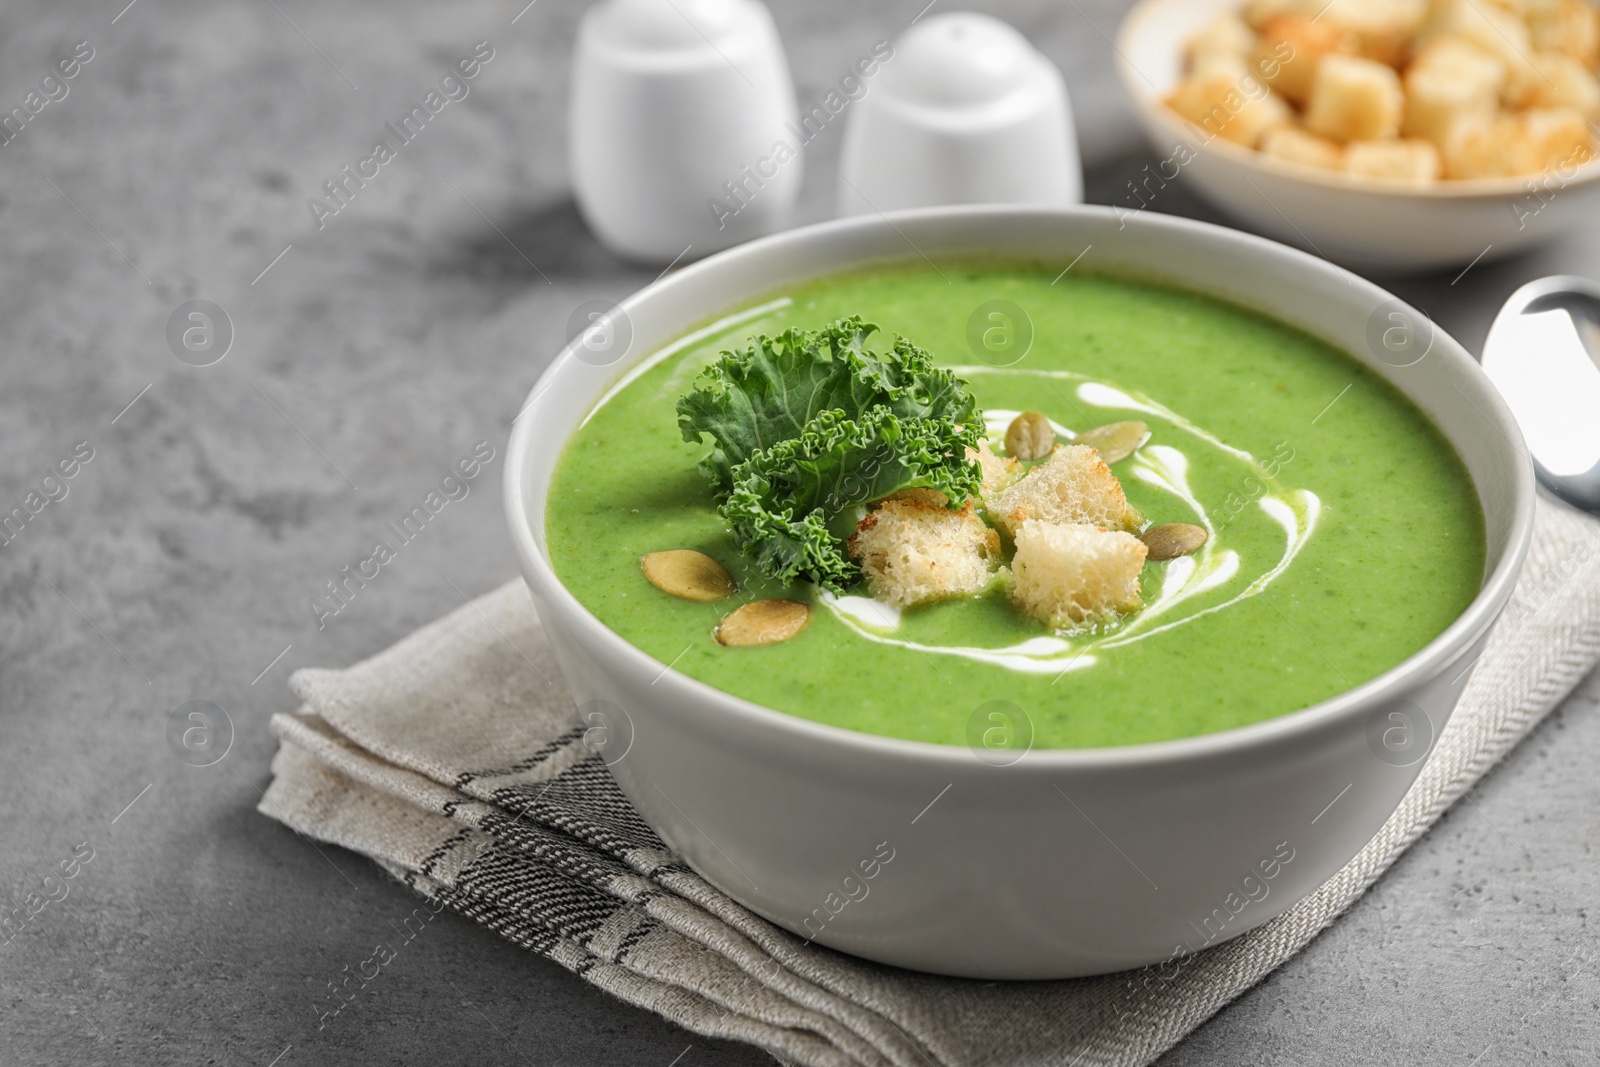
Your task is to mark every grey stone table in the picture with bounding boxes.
[1,0,1595,1063]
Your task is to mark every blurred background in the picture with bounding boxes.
[1,0,1595,1063]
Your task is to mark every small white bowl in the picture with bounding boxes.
[505,205,1534,978]
[1115,0,1600,273]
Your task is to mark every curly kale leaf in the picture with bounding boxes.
[676,317,981,499]
[721,407,984,591]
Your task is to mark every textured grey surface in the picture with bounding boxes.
[0,0,1595,1064]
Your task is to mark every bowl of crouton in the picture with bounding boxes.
[1115,0,1600,272]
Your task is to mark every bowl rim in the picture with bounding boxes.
[1113,0,1600,202]
[504,203,1536,771]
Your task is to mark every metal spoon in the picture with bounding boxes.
[1482,275,1600,513]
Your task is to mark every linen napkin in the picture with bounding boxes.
[260,493,1600,1067]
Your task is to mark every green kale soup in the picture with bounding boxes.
[544,266,1484,748]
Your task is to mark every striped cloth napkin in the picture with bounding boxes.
[259,493,1600,1067]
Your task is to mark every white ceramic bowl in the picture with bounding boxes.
[1115,0,1600,273]
[504,206,1534,979]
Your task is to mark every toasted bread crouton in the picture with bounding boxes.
[1244,0,1319,30]
[1187,12,1256,73]
[1319,0,1427,66]
[1423,0,1539,83]
[968,439,1021,511]
[1411,34,1509,86]
[1011,522,1148,629]
[1526,0,1600,70]
[1344,138,1442,182]
[1441,107,1596,177]
[1507,51,1600,119]
[1511,107,1599,170]
[1262,126,1347,170]
[1466,107,1594,175]
[1305,55,1406,141]
[848,497,1000,608]
[991,445,1142,538]
[1403,38,1506,144]
[1440,112,1513,177]
[1167,75,1293,147]
[1254,14,1360,105]
[1190,50,1252,81]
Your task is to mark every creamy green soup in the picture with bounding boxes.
[546,266,1483,749]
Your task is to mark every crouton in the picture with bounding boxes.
[1262,126,1347,170]
[848,496,1000,608]
[1344,138,1442,182]
[1305,55,1407,141]
[969,439,1021,507]
[990,444,1142,538]
[1167,74,1293,147]
[1254,14,1360,106]
[1190,50,1252,82]
[1319,0,1428,66]
[1411,34,1510,85]
[1010,522,1148,629]
[1511,106,1599,169]
[1244,0,1319,30]
[1402,38,1506,144]
[1526,0,1600,70]
[1423,0,1539,85]
[1187,12,1256,73]
[1506,51,1600,119]
[1440,112,1512,177]
[1443,106,1596,177]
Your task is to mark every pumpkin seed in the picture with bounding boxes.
[641,550,736,602]
[1139,523,1208,560]
[715,599,810,646]
[1072,421,1149,463]
[1004,411,1056,462]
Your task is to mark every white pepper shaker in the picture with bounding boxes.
[837,12,1082,216]
[570,0,802,263]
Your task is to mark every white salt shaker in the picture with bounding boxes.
[570,0,802,264]
[837,12,1082,216]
